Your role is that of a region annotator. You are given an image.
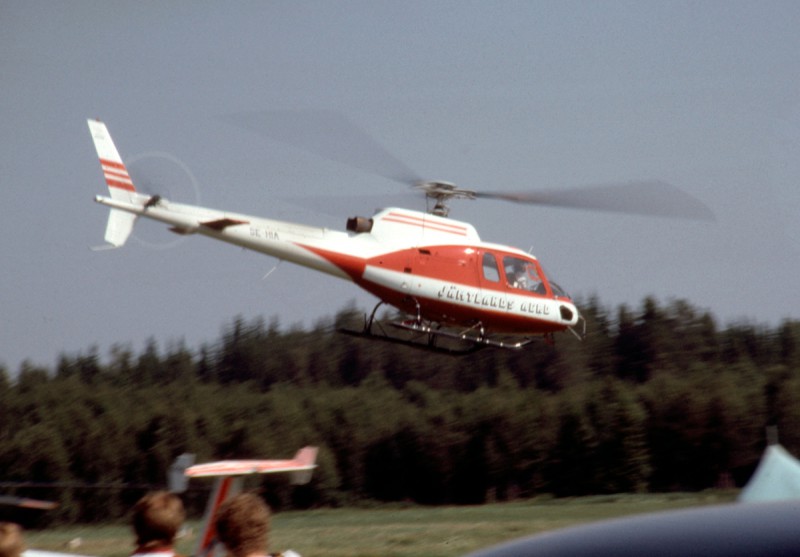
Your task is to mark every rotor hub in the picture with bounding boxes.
[414,181,477,216]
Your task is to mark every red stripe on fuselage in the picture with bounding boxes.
[382,212,468,236]
[296,244,482,289]
[294,244,367,281]
[300,243,554,297]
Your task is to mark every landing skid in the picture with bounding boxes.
[339,325,486,355]
[338,301,536,355]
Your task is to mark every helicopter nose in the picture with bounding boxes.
[559,303,579,325]
[559,302,586,340]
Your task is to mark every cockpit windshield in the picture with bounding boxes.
[549,281,569,298]
[502,256,546,295]
[501,256,572,299]
[539,263,571,299]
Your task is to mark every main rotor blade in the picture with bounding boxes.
[223,110,423,186]
[475,180,715,220]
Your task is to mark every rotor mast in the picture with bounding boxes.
[414,180,476,217]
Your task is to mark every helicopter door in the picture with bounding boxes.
[478,251,510,311]
[480,251,502,284]
[412,247,479,304]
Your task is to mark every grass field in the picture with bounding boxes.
[25,492,737,557]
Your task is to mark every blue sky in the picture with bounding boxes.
[2,1,799,372]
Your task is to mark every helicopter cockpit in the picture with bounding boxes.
[500,255,571,299]
[503,256,546,295]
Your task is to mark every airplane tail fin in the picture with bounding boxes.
[88,118,139,248]
[290,446,318,485]
[168,453,196,494]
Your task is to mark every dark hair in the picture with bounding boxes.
[215,493,271,557]
[132,491,185,550]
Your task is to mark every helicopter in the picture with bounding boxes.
[88,116,712,353]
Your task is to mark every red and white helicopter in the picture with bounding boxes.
[88,117,711,352]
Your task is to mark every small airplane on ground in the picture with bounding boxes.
[88,118,711,353]
[181,447,317,557]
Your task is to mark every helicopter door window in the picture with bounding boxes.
[482,252,500,282]
[503,256,545,294]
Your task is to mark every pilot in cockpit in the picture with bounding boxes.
[510,262,530,290]
[506,258,544,294]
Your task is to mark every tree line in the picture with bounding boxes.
[1,296,799,524]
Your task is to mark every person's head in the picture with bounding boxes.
[0,522,24,557]
[215,493,270,557]
[132,491,185,551]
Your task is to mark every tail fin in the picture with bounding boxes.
[168,453,196,494]
[88,119,138,248]
[88,119,137,200]
[290,446,318,485]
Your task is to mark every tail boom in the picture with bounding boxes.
[87,120,368,281]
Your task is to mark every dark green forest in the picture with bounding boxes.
[1,296,799,524]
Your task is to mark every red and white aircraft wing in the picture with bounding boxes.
[186,447,317,479]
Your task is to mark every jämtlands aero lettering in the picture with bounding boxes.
[437,285,551,316]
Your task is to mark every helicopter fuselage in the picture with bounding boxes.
[95,190,580,337]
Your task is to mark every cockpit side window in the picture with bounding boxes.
[503,256,546,295]
[482,252,500,282]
